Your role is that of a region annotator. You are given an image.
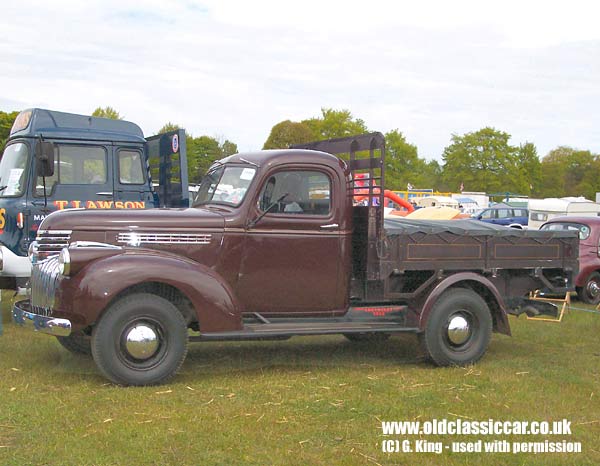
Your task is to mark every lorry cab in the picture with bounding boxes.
[0,108,188,289]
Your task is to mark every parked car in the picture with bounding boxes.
[471,204,529,228]
[540,216,600,304]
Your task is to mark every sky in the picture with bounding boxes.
[1,0,599,161]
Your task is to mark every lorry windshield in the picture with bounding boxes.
[0,142,29,197]
[194,165,256,207]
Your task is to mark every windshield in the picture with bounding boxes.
[194,165,256,207]
[540,222,591,240]
[0,142,29,197]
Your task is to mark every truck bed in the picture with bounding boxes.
[382,218,579,271]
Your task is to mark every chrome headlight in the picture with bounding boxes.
[58,248,71,276]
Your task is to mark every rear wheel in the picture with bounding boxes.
[419,288,492,366]
[91,293,188,386]
[576,272,600,304]
[56,332,91,355]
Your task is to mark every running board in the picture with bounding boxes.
[190,321,419,342]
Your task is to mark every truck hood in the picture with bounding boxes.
[39,207,225,232]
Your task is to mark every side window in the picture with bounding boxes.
[36,145,107,196]
[497,209,510,219]
[480,209,493,219]
[118,150,145,184]
[514,209,527,217]
[258,170,331,216]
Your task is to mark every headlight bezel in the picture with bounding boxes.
[58,247,71,276]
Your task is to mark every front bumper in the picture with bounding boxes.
[12,299,71,337]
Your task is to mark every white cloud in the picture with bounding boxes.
[1,0,599,161]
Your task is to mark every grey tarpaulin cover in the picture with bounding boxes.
[384,218,578,239]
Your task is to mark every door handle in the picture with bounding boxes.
[320,223,339,230]
[96,192,113,197]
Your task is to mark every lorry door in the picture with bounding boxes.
[112,146,154,209]
[31,142,114,222]
[237,168,342,314]
[146,130,189,208]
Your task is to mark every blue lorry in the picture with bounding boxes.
[0,108,189,292]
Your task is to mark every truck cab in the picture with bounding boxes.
[0,108,188,290]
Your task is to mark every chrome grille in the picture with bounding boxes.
[31,256,60,317]
[36,230,72,256]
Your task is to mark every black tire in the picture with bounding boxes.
[343,333,391,343]
[56,332,92,355]
[91,293,188,386]
[419,288,492,366]
[576,272,600,304]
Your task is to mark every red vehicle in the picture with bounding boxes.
[541,216,600,304]
[13,133,578,386]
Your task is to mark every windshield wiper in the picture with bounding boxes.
[238,157,259,168]
[0,185,7,193]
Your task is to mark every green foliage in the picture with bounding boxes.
[91,106,122,120]
[539,146,600,199]
[384,129,440,190]
[263,120,314,149]
[302,108,368,140]
[186,135,238,183]
[442,127,524,194]
[0,110,19,148]
[157,122,181,133]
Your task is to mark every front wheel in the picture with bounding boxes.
[576,272,600,305]
[56,332,92,355]
[419,288,492,366]
[91,293,188,386]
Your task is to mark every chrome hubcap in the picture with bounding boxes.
[447,314,471,346]
[125,325,159,360]
[587,280,600,297]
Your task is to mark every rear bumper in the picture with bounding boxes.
[12,299,71,337]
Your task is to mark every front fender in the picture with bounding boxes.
[61,250,242,332]
[418,272,511,336]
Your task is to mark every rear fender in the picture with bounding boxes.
[64,251,242,332]
[418,272,511,336]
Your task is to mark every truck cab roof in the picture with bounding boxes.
[218,149,349,172]
[9,108,146,144]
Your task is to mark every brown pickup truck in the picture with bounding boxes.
[13,133,578,386]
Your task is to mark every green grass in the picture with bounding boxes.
[1,296,599,465]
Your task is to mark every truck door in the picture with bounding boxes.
[32,142,113,217]
[112,146,154,209]
[236,168,342,314]
[146,130,189,208]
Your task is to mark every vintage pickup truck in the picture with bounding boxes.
[12,133,578,386]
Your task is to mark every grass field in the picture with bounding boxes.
[1,295,599,465]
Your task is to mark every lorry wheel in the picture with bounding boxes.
[56,332,92,355]
[343,333,390,343]
[419,288,492,366]
[576,272,600,304]
[91,293,188,386]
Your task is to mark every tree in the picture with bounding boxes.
[442,127,522,194]
[92,106,122,120]
[302,108,368,140]
[157,122,181,133]
[516,142,542,196]
[0,111,19,148]
[539,146,600,199]
[384,129,421,190]
[263,120,314,149]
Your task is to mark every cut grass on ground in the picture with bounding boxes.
[1,296,599,465]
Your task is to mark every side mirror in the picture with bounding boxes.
[35,141,55,177]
